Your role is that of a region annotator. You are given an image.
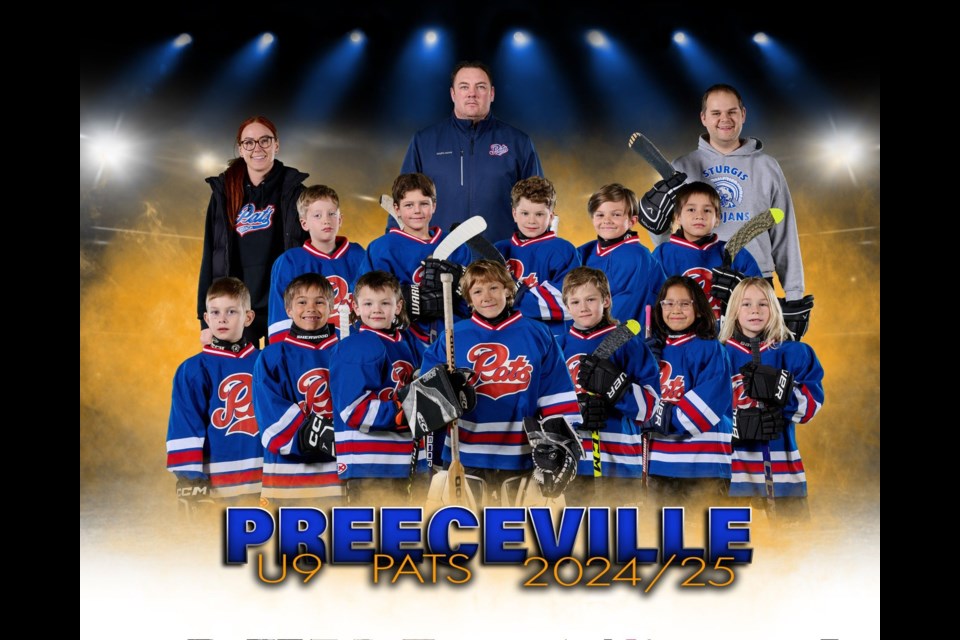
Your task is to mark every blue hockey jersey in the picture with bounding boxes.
[267,237,366,343]
[166,343,263,498]
[558,324,660,478]
[652,234,762,319]
[648,333,734,479]
[329,326,427,480]
[724,337,824,497]
[420,311,582,471]
[252,333,342,501]
[496,231,580,336]
[578,234,666,325]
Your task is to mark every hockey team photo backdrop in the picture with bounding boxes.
[80,4,880,639]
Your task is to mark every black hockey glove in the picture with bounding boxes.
[523,416,584,498]
[577,393,608,432]
[710,266,746,305]
[577,355,630,405]
[733,406,786,442]
[739,362,794,407]
[297,413,337,462]
[638,171,688,234]
[398,365,477,440]
[402,283,444,322]
[645,336,664,361]
[779,295,815,341]
[421,258,466,293]
[176,477,214,514]
[641,400,674,435]
[512,280,530,309]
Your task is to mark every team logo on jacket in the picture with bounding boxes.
[566,355,584,393]
[732,373,758,409]
[506,259,538,288]
[298,368,332,416]
[466,343,533,399]
[658,361,686,402]
[379,360,415,401]
[211,373,259,436]
[710,178,742,210]
[235,203,276,236]
[684,267,721,315]
[489,143,509,156]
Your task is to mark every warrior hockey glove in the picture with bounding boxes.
[739,362,794,407]
[176,476,214,514]
[779,295,815,341]
[296,413,337,462]
[638,171,688,235]
[523,416,584,498]
[402,283,444,322]
[421,258,467,294]
[641,400,674,435]
[577,355,630,405]
[733,406,786,442]
[710,266,745,305]
[577,393,608,432]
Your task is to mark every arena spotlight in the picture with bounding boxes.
[173,33,192,48]
[350,30,364,44]
[424,30,438,46]
[586,30,608,48]
[513,31,530,47]
[673,31,688,45]
[257,32,275,53]
[753,32,770,45]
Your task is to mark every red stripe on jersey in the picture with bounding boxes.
[652,441,731,454]
[336,441,414,454]
[799,385,817,423]
[347,394,375,429]
[267,411,305,454]
[262,473,341,488]
[732,459,805,474]
[459,430,528,445]
[537,284,564,321]
[677,397,714,432]
[211,469,264,486]
[167,450,203,466]
[269,330,288,345]
[541,401,581,417]
[601,442,642,455]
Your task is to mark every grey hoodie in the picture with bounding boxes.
[656,135,805,301]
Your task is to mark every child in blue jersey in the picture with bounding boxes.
[329,270,427,505]
[167,277,263,512]
[419,260,583,505]
[359,173,472,345]
[267,185,366,343]
[578,183,667,324]
[644,275,734,504]
[557,267,660,506]
[719,278,824,519]
[652,181,761,319]
[253,274,342,505]
[495,176,580,336]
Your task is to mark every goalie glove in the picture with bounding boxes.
[733,406,787,442]
[577,393,608,432]
[176,476,214,514]
[779,295,815,341]
[638,171,687,234]
[577,354,630,405]
[522,416,584,499]
[398,365,476,440]
[710,265,746,306]
[739,362,794,407]
[641,400,674,435]
[402,283,444,322]
[296,413,337,462]
[421,258,466,294]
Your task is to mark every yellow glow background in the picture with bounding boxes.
[80,130,879,639]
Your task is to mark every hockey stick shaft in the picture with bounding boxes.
[442,273,465,504]
[749,340,776,515]
[628,132,676,180]
[642,306,652,489]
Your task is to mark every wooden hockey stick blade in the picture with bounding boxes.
[466,234,506,264]
[433,215,487,261]
[628,132,676,180]
[379,193,404,229]
[592,319,642,360]
[724,208,784,263]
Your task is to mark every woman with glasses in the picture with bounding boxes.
[197,116,308,347]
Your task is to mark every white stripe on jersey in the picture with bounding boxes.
[269,318,292,335]
[261,486,343,500]
[213,483,262,497]
[537,390,578,408]
[731,470,807,485]
[734,449,801,462]
[650,452,731,464]
[167,436,204,451]
[263,461,338,475]
[653,430,732,444]
[261,404,303,452]
[676,411,702,437]
[170,463,203,472]
[207,457,264,473]
[687,390,721,425]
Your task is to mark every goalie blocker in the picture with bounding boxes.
[522,416,585,498]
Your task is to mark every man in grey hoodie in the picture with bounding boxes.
[656,84,806,305]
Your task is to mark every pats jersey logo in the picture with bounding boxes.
[683,267,722,316]
[506,259,538,288]
[566,354,584,393]
[412,264,425,285]
[327,276,350,328]
[658,360,686,403]
[211,373,259,436]
[732,373,759,409]
[297,368,332,417]
[466,343,533,399]
[489,143,509,156]
[378,360,415,401]
[235,203,276,236]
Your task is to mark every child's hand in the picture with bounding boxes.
[199,328,213,346]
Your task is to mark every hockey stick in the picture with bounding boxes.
[642,306,652,489]
[466,235,505,264]
[442,272,467,504]
[628,132,677,181]
[723,208,785,266]
[749,338,776,517]
[379,194,403,230]
[432,216,487,261]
